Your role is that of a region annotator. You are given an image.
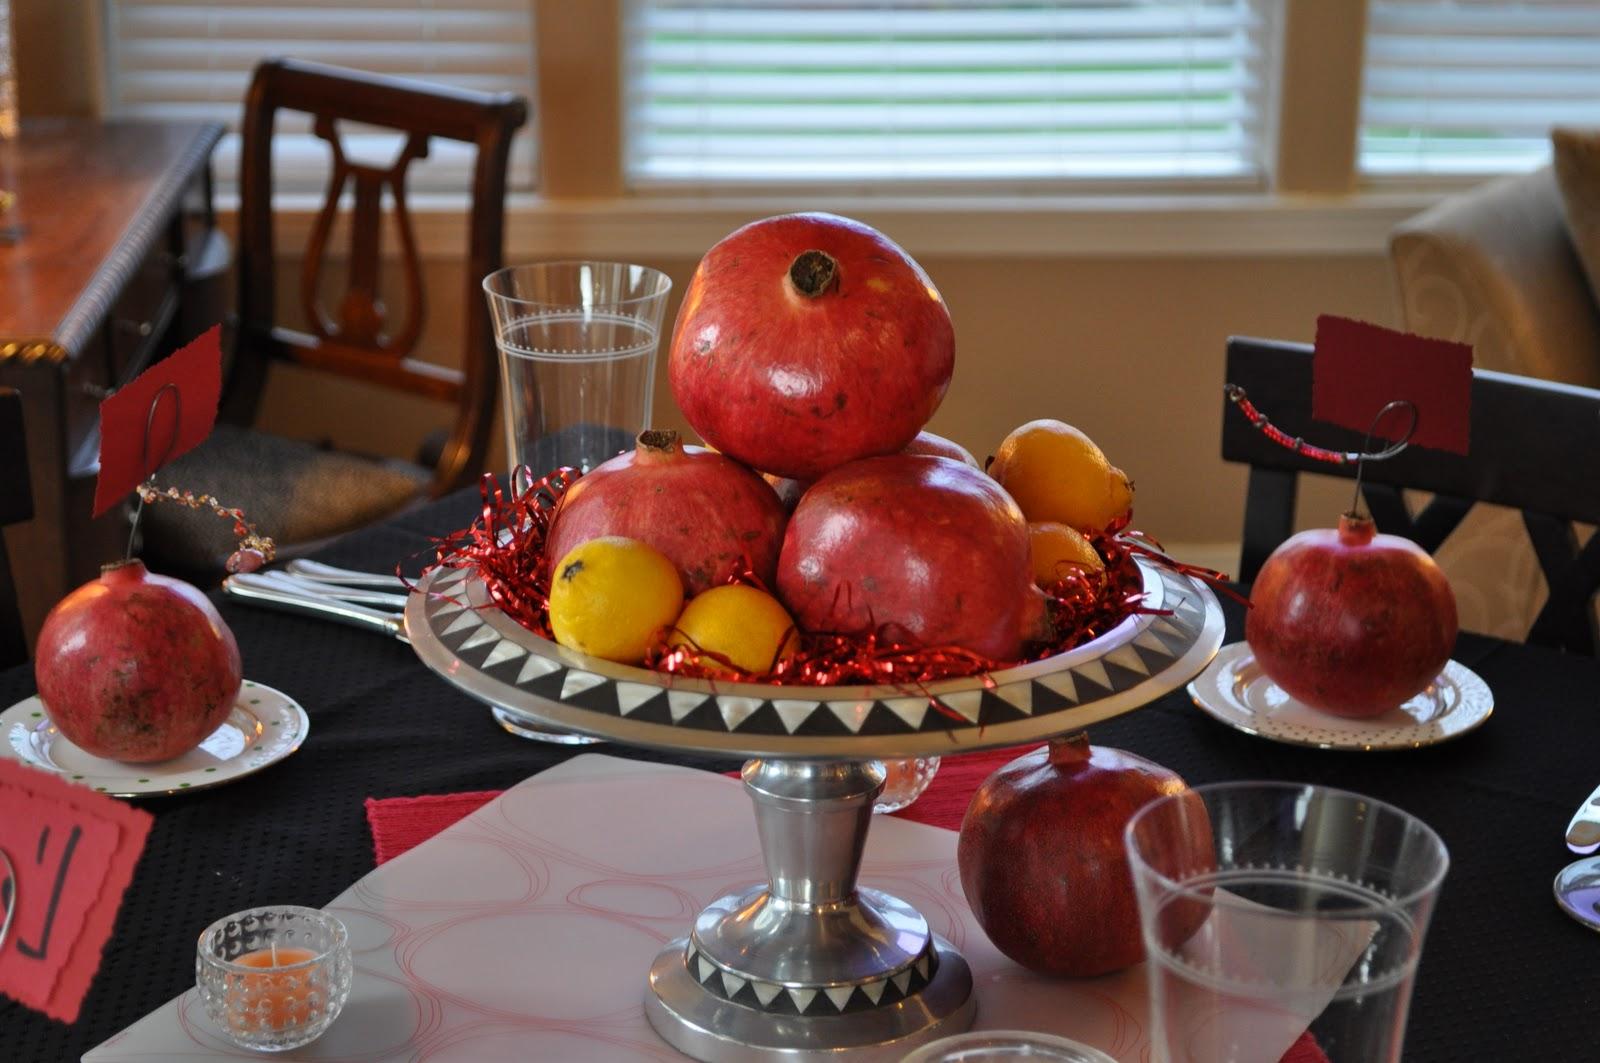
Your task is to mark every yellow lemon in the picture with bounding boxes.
[548,537,684,664]
[670,584,800,676]
[990,419,1134,534]
[1028,521,1106,587]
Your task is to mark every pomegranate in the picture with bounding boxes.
[1247,513,1457,718]
[904,430,979,469]
[34,560,242,762]
[546,429,788,595]
[776,454,1049,660]
[957,734,1211,977]
[668,212,955,481]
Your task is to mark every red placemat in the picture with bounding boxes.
[365,750,1328,1063]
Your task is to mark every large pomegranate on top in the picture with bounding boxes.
[776,454,1049,660]
[1247,513,1457,718]
[34,560,242,762]
[546,430,788,595]
[668,212,955,481]
[957,734,1212,977]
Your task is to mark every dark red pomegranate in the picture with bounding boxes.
[34,560,242,762]
[1247,513,1457,718]
[904,430,979,469]
[668,212,955,481]
[957,734,1211,977]
[547,429,788,595]
[776,454,1049,660]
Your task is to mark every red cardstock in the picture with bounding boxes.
[92,325,223,517]
[1312,315,1472,455]
[0,761,152,1024]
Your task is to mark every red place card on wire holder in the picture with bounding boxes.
[0,761,152,1024]
[92,324,223,517]
[1312,315,1472,455]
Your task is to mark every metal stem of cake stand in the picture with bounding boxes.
[645,758,975,1062]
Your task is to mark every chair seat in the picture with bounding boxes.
[140,424,431,574]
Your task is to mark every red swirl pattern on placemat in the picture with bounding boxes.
[97,755,1329,1062]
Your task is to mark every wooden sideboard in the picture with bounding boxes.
[0,119,226,649]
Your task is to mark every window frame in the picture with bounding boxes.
[83,0,1476,258]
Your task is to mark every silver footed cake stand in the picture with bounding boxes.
[406,558,1224,1061]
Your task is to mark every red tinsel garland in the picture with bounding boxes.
[418,468,1229,688]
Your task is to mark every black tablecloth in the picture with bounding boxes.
[4,488,1600,1061]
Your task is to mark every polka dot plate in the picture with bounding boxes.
[1,681,309,797]
[1187,642,1493,751]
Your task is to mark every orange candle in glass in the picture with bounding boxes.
[230,943,320,1029]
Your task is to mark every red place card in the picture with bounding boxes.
[1312,315,1472,455]
[92,324,223,517]
[0,761,153,1024]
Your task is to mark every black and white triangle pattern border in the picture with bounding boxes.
[419,562,1208,739]
[681,941,937,1015]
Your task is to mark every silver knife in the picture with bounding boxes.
[251,569,411,611]
[223,573,409,643]
[285,559,408,589]
[1567,783,1600,854]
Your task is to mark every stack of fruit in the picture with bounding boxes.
[537,212,1137,679]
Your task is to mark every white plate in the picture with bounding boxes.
[2,681,309,797]
[1187,642,1493,751]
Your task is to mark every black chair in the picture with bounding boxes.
[1223,336,1600,655]
[1,387,34,666]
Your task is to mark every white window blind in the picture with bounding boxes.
[1361,0,1600,177]
[624,0,1274,187]
[102,0,537,193]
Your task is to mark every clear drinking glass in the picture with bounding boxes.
[873,756,941,814]
[196,906,352,1052]
[901,1030,1116,1062]
[1125,783,1449,1063]
[483,261,672,477]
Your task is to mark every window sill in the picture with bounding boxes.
[230,189,1444,261]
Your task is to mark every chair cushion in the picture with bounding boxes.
[1554,128,1600,310]
[140,424,431,574]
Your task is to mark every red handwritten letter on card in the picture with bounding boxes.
[93,324,223,517]
[1312,315,1472,455]
[0,762,152,1024]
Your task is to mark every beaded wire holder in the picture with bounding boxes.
[125,382,276,573]
[1224,383,1418,514]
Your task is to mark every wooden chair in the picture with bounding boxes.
[1223,336,1600,655]
[142,59,527,574]
[0,388,33,666]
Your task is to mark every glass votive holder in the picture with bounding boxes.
[873,756,941,814]
[901,1030,1117,1062]
[196,905,352,1052]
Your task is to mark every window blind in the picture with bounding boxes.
[1361,0,1600,176]
[102,0,537,192]
[624,0,1273,187]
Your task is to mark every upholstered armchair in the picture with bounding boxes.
[1389,168,1600,640]
[1391,168,1600,388]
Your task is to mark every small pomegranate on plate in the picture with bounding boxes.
[34,560,242,762]
[957,734,1211,977]
[1246,513,1457,718]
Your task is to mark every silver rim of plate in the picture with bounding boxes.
[405,557,1226,759]
[1,682,310,797]
[1187,642,1493,751]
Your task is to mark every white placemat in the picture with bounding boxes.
[85,755,1345,1061]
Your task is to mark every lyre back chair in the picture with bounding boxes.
[144,59,527,574]
[1224,337,1600,655]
